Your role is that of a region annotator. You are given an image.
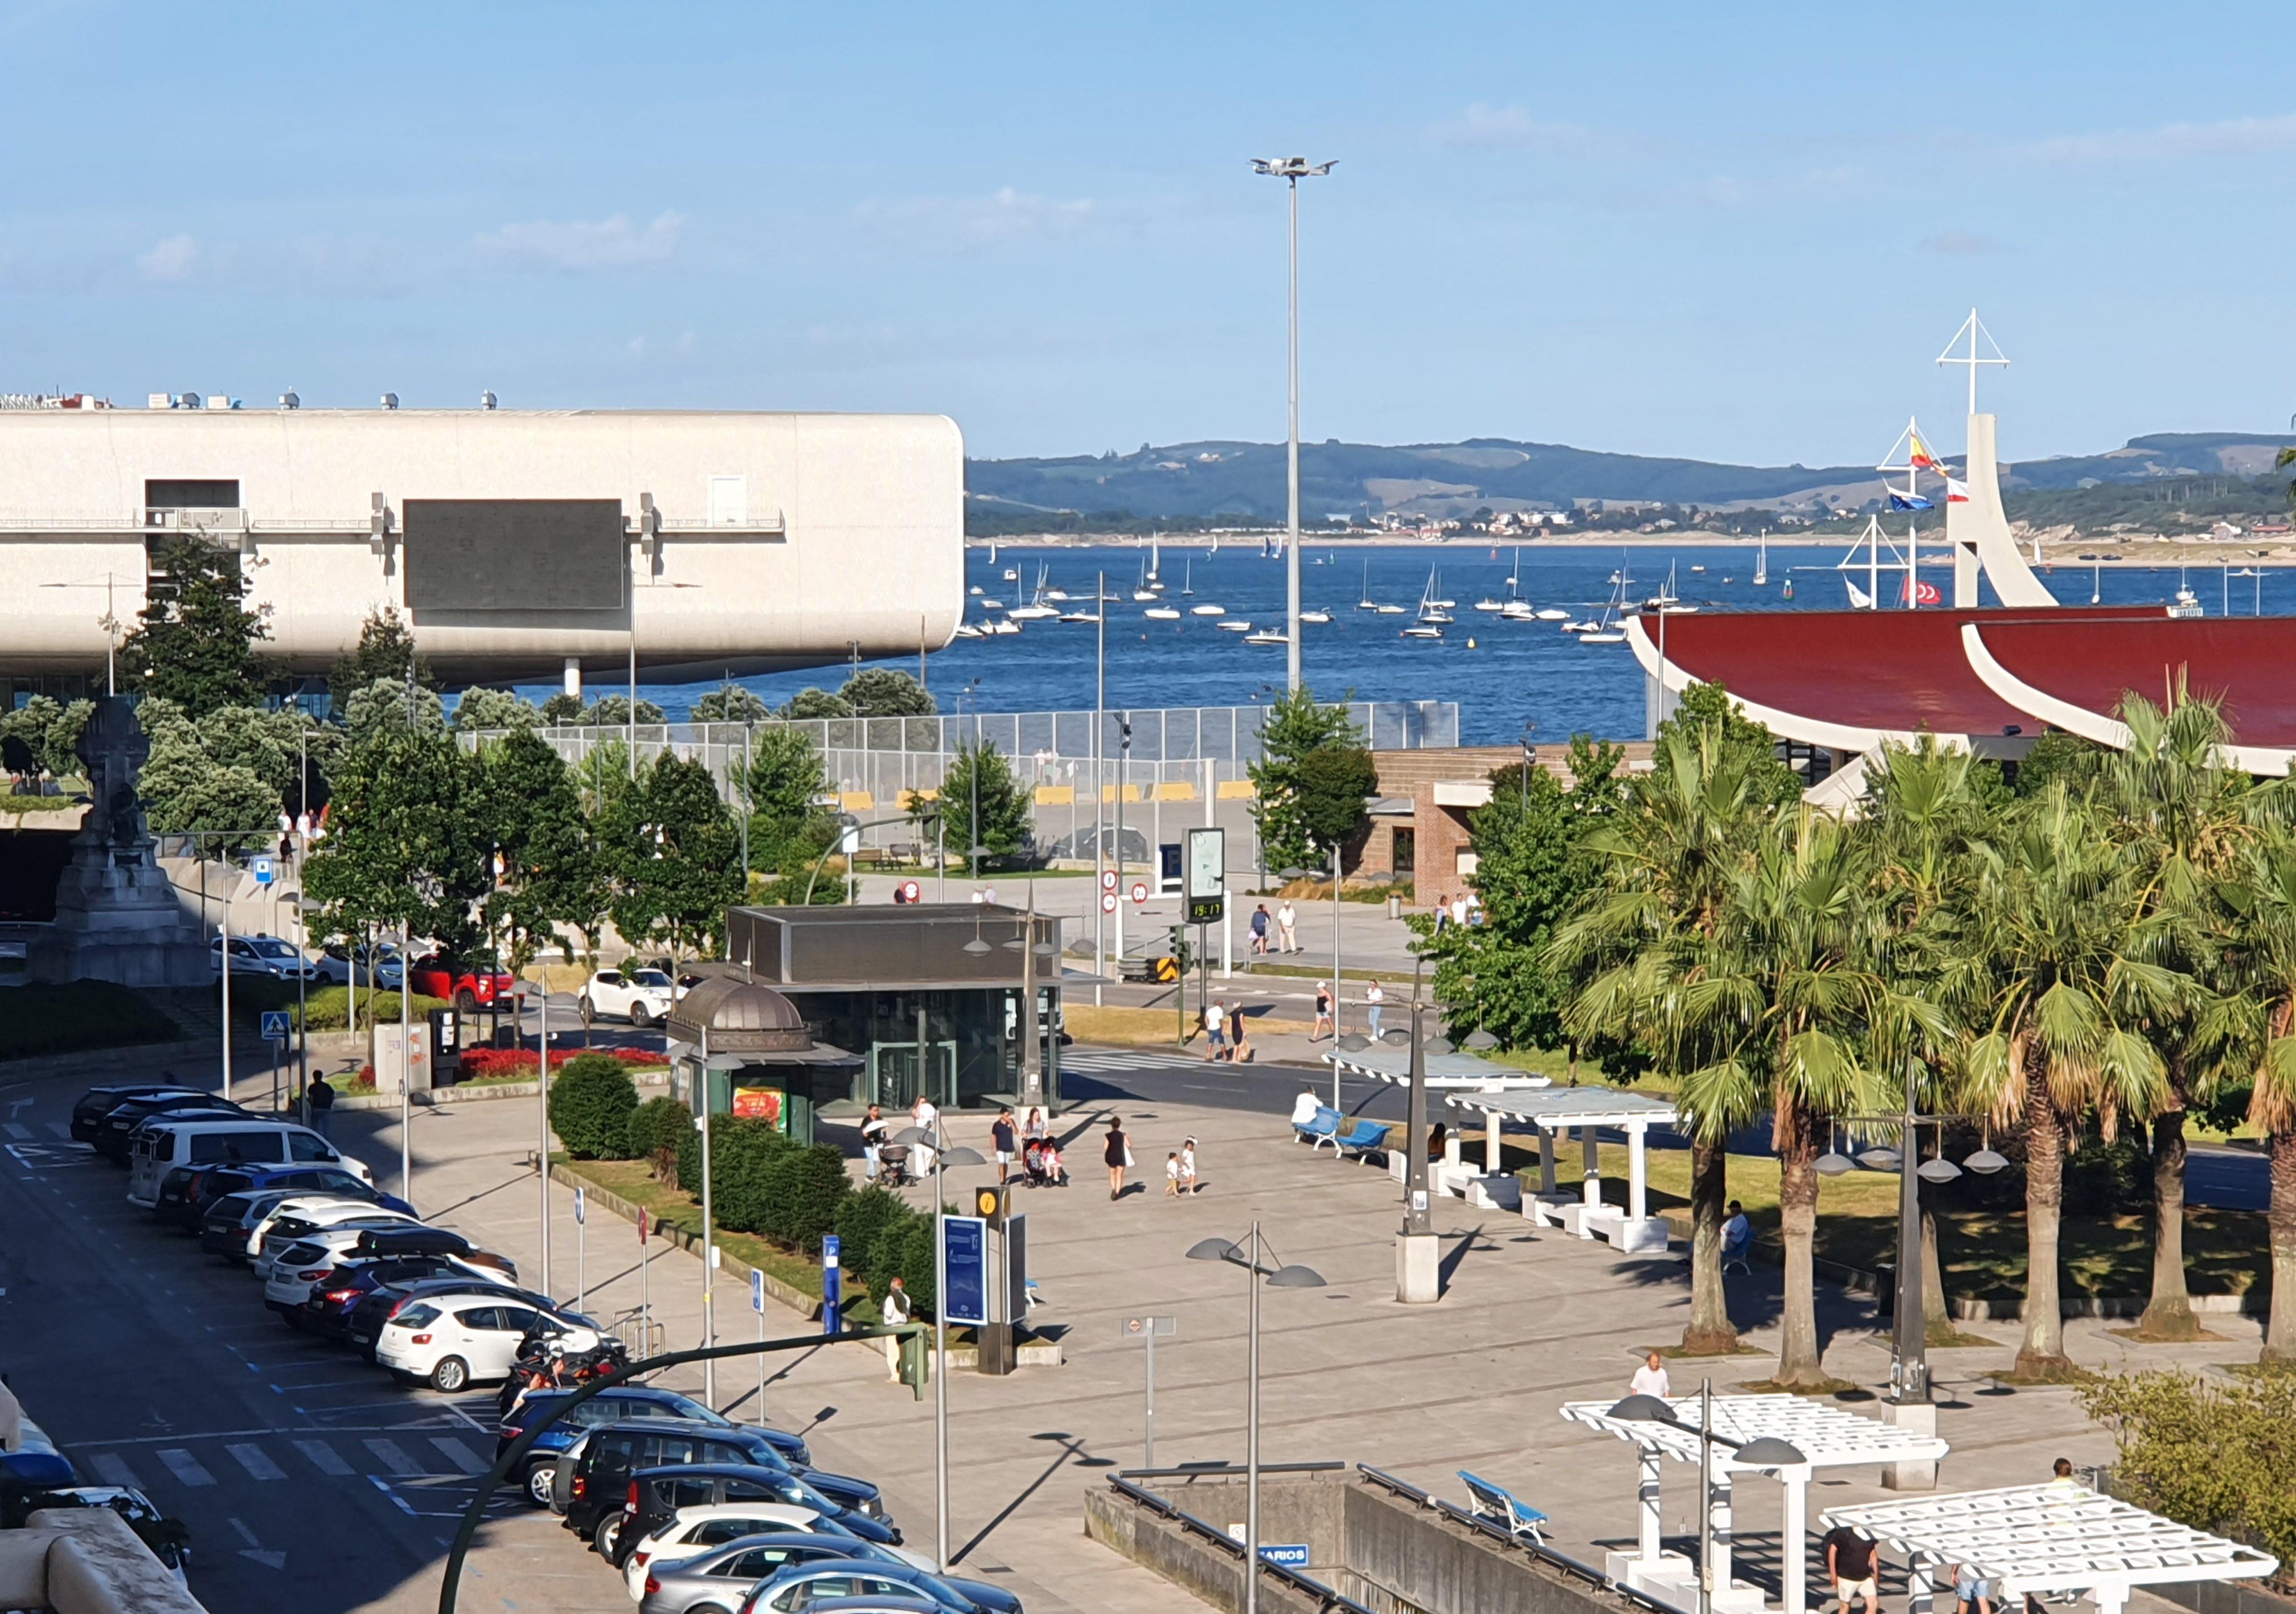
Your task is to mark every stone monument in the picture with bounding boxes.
[32,697,211,985]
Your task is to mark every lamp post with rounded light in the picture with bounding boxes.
[1187,1226,1325,1614]
[1251,155,1335,694]
[1002,906,1056,1109]
[1280,846,1343,1054]
[894,1118,985,1575]
[512,979,555,1299]
[1608,1386,1808,1614]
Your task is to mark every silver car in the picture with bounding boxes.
[640,1534,866,1614]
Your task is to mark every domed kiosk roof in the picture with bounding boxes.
[665,974,818,1056]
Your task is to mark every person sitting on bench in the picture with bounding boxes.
[1720,1200,1752,1274]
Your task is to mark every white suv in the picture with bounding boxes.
[375,1293,586,1392]
[211,935,319,981]
[580,968,677,1028]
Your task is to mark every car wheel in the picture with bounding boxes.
[429,1356,470,1394]
[592,1513,622,1557]
[523,1460,556,1507]
[628,1005,652,1029]
[456,989,479,1016]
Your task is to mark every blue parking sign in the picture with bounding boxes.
[260,1011,292,1042]
[251,856,275,886]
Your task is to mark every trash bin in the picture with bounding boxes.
[1386,893,1403,919]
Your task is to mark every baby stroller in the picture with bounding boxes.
[1022,1138,1067,1188]
[872,1140,916,1189]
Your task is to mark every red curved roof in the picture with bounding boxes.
[1650,607,2158,738]
[1971,617,2296,746]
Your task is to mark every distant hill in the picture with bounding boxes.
[965,430,2296,529]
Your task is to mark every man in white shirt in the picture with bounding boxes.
[909,1095,940,1171]
[1291,1090,1323,1127]
[881,1276,913,1381]
[1276,901,1298,954]
[1630,1349,1671,1399]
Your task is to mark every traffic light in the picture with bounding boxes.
[973,1182,1011,1231]
[898,1328,929,1396]
[1169,926,1192,974]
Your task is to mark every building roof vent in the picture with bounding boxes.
[178,391,203,410]
[280,389,300,410]
[380,392,398,410]
[479,390,497,410]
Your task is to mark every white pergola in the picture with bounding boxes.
[1319,1044,1553,1093]
[1449,1085,1680,1250]
[1563,1394,1953,1614]
[1822,1485,2278,1614]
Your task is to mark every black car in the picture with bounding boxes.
[346,1275,550,1357]
[92,1094,245,1163]
[502,1387,809,1508]
[158,1161,384,1231]
[302,1252,511,1342]
[199,1190,298,1260]
[602,1463,897,1564]
[563,1421,792,1547]
[69,1083,199,1144]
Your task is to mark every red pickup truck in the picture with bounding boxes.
[404,956,518,1013]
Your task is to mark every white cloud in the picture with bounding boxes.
[855,187,1096,250]
[1921,229,1999,256]
[1431,102,1661,159]
[2023,112,2296,163]
[136,232,200,283]
[473,211,685,273]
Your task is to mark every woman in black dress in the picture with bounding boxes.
[1103,1117,1130,1200]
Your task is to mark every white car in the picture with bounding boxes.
[581,967,678,1028]
[261,1222,432,1311]
[243,1192,388,1260]
[621,1503,826,1600]
[211,934,319,981]
[252,1200,415,1267]
[375,1293,589,1393]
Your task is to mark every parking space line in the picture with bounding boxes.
[368,1475,418,1517]
[364,1437,419,1476]
[227,1442,286,1480]
[429,1436,486,1474]
[44,1122,68,1139]
[3,1123,30,1140]
[155,1448,215,1487]
[89,1453,141,1488]
[294,1439,354,1476]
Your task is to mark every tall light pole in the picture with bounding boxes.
[1187,1225,1325,1614]
[1252,155,1335,694]
[896,1120,985,1574]
[517,980,554,1300]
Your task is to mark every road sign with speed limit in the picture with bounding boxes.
[1130,881,1149,905]
[1101,892,1118,913]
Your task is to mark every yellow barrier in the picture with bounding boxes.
[1216,781,1258,800]
[1155,782,1198,802]
[838,791,874,811]
[1035,786,1076,805]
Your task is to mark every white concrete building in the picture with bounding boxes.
[0,401,964,692]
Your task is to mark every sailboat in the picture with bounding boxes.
[1007,566,1059,620]
[1753,528,1769,587]
[1641,562,1690,613]
[1208,531,1220,557]
[1147,535,1162,591]
[1181,557,1195,597]
[1131,556,1158,602]
[1357,560,1380,611]
[2091,561,2101,605]
[2167,568,2203,619]
[1416,568,1454,625]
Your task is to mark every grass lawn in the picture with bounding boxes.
[0,983,182,1060]
[1519,1140,2269,1304]
[554,1157,830,1301]
[1063,1003,1313,1047]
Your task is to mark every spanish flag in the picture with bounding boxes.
[1909,430,1941,470]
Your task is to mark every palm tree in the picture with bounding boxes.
[1945,783,2178,1377]
[2094,689,2248,1341]
[1552,723,1778,1355]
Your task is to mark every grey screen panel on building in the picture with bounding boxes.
[402,498,625,612]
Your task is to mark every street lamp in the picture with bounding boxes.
[514,979,555,1299]
[1280,845,1344,1056]
[1003,907,1056,1109]
[1187,1224,1325,1614]
[1252,155,1335,694]
[893,1122,986,1575]
[1608,1385,1807,1614]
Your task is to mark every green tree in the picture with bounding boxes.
[479,726,604,967]
[604,753,745,960]
[138,733,282,852]
[1650,681,1801,808]
[731,726,833,873]
[452,687,542,732]
[546,1053,640,1159]
[305,726,492,958]
[342,676,446,745]
[40,700,93,781]
[937,738,1031,868]
[690,684,771,723]
[120,536,272,716]
[1248,685,1364,875]
[584,693,667,726]
[839,668,936,718]
[540,692,587,725]
[2013,730,2107,798]
[327,605,431,716]
[781,688,851,720]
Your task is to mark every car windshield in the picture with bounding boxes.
[651,1393,732,1427]
[249,939,301,958]
[393,1304,441,1328]
[631,970,674,988]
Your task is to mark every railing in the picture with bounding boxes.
[1103,1472,1376,1614]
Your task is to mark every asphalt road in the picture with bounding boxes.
[0,1070,622,1614]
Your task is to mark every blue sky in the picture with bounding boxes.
[5,1,2293,469]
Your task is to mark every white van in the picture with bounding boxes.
[127,1118,366,1208]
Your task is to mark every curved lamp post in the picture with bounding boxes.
[893,1123,986,1574]
[801,812,916,906]
[1187,1225,1324,1614]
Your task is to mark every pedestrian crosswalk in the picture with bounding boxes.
[1061,1049,1195,1072]
[82,1427,506,1497]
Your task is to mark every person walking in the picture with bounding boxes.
[1104,1117,1131,1200]
[909,1092,940,1172]
[859,1103,889,1183]
[1179,1136,1199,1196]
[1824,1522,1880,1614]
[880,1276,913,1382]
[1364,978,1384,1038]
[1228,1001,1249,1063]
[1276,900,1298,954]
[1248,903,1271,957]
[1630,1349,1671,1399]
[1202,1000,1227,1062]
[990,1107,1019,1185]
[1450,891,1469,930]
[1165,1151,1182,1197]
[1023,1105,1048,1144]
[1312,981,1333,1042]
[1433,896,1450,936]
[306,1073,335,1137]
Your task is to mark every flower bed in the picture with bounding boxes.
[456,1045,661,1080]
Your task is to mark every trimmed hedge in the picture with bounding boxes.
[760,1145,849,1256]
[831,1186,907,1288]
[547,1054,640,1159]
[630,1096,690,1180]
[288,986,451,1032]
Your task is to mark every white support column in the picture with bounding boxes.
[1780,1469,1809,1614]
[1582,1127,1602,1234]
[2091,1582,2127,1614]
[1486,1110,1502,1175]
[1628,1121,1649,1221]
[1906,1560,1934,1614]
[1637,1447,1663,1564]
[563,657,581,699]
[1539,1127,1558,1196]
[1709,1471,1734,1596]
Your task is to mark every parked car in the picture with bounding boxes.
[251,1201,418,1267]
[263,1222,440,1313]
[128,1116,359,1207]
[200,1190,300,1260]
[640,1536,889,1614]
[69,1083,200,1144]
[314,942,402,988]
[570,1453,895,1564]
[210,934,319,981]
[158,1160,404,1231]
[621,1512,830,1600]
[501,1387,809,1509]
[89,1094,244,1164]
[580,968,679,1028]
[737,1558,1016,1614]
[405,955,518,1015]
[303,1251,519,1342]
[346,1276,552,1357]
[376,1293,599,1392]
[561,1422,793,1550]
